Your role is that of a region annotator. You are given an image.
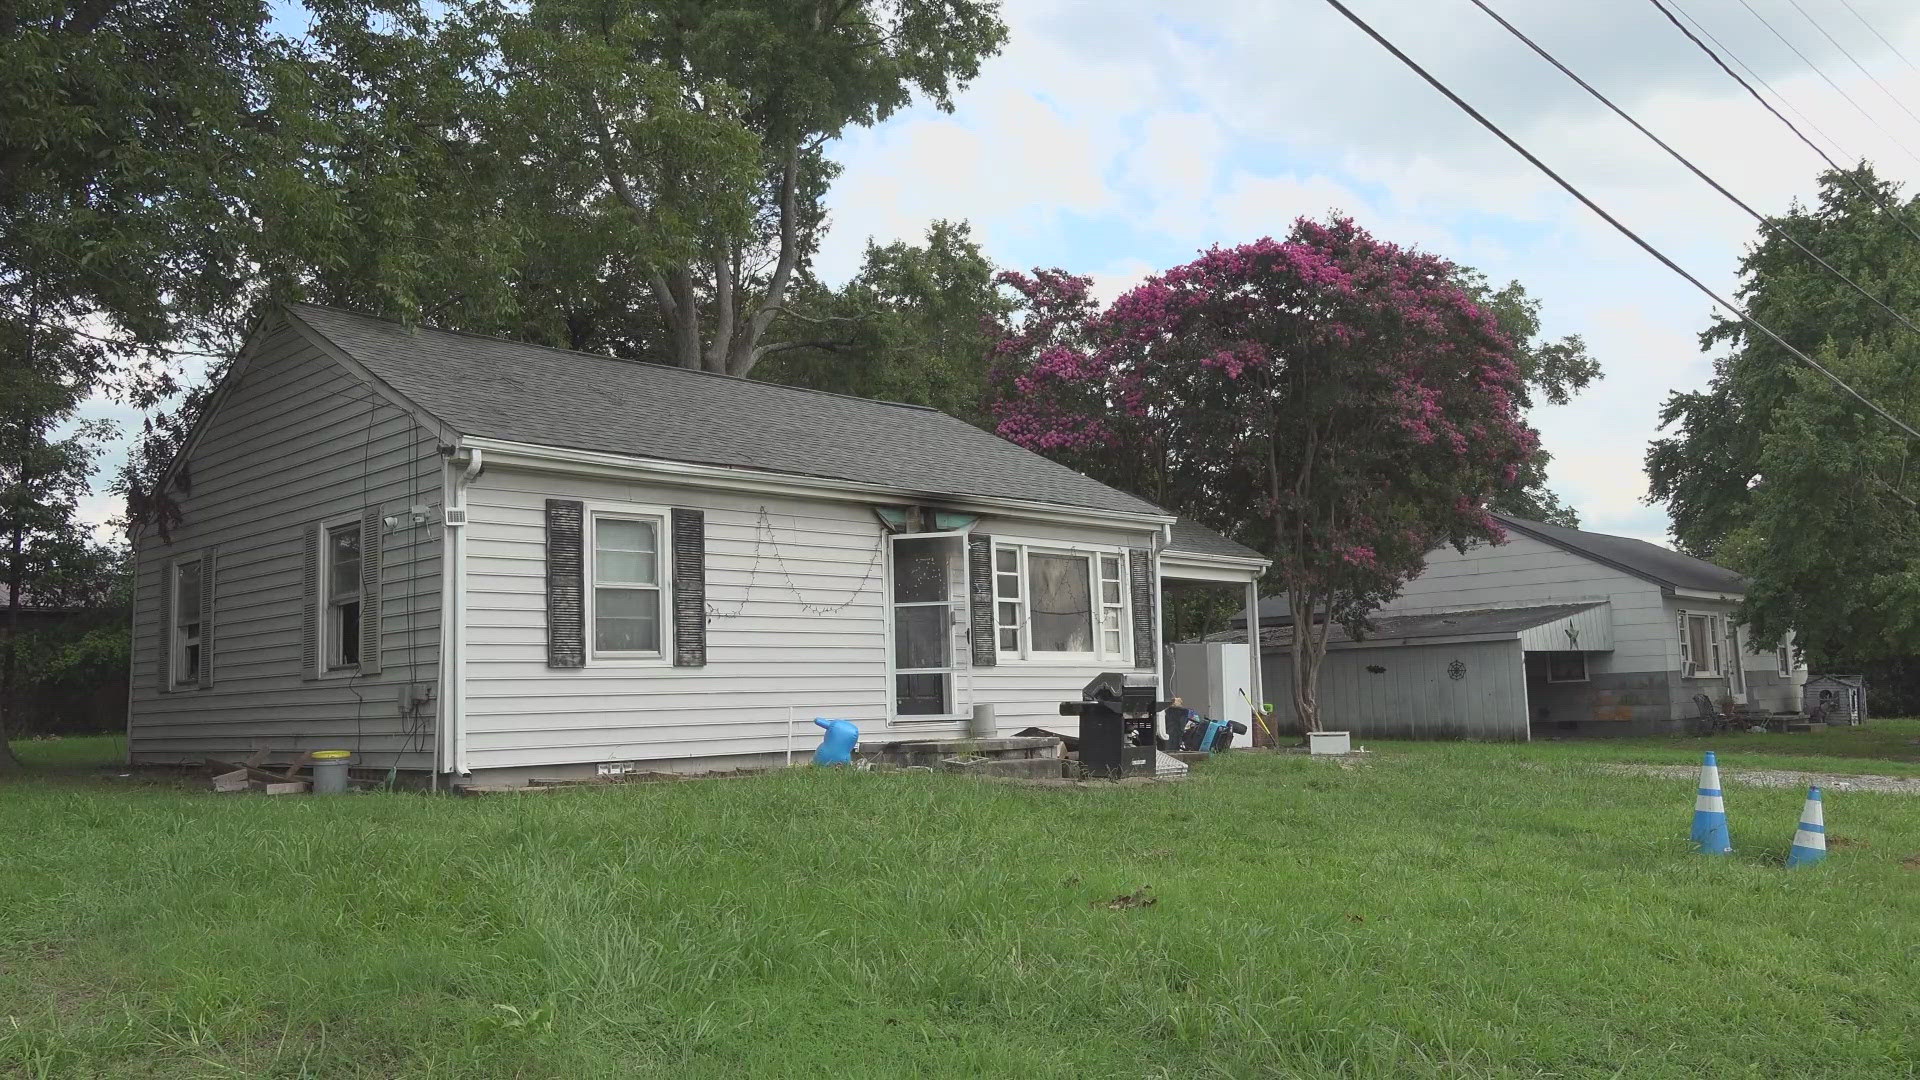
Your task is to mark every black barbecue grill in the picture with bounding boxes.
[1059,671,1166,778]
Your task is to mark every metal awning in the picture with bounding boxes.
[1211,602,1614,652]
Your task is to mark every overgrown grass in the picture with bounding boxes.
[3,733,1919,1077]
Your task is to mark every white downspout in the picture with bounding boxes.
[440,447,483,778]
[124,542,140,765]
[1245,578,1264,736]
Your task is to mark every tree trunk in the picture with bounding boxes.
[1287,586,1326,738]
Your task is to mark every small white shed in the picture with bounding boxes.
[1803,675,1866,725]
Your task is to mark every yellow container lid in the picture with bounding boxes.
[309,749,353,760]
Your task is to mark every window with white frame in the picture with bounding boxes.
[993,547,1022,652]
[1777,641,1794,678]
[1545,651,1587,683]
[991,543,1128,661]
[1030,552,1092,653]
[591,513,665,658]
[171,559,203,686]
[322,522,362,671]
[1097,554,1124,656]
[1679,612,1723,678]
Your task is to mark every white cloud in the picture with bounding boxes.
[815,0,1920,545]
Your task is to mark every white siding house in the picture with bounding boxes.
[1227,515,1804,738]
[128,304,1265,785]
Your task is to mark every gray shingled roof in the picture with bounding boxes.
[1495,514,1745,594]
[287,305,1163,517]
[1165,518,1267,562]
[1210,603,1604,648]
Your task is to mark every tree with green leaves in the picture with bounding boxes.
[1,315,119,767]
[414,0,1008,374]
[1458,270,1600,527]
[1648,165,1920,662]
[1,0,287,386]
[755,220,1012,423]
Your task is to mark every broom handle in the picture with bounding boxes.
[1239,688,1274,738]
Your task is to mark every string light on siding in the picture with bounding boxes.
[705,507,885,619]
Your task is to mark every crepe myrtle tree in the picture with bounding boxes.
[990,217,1537,734]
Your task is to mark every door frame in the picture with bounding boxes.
[883,529,974,726]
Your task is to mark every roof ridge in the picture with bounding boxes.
[1494,512,1722,565]
[284,302,943,415]
[1493,512,1743,592]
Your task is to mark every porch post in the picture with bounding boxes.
[1244,579,1263,731]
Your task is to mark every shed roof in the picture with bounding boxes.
[1210,602,1606,649]
[285,304,1164,518]
[1495,514,1745,594]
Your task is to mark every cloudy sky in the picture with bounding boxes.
[814,0,1920,543]
[72,0,1920,545]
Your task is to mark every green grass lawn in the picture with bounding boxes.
[4,732,1919,1078]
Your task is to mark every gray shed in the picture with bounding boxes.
[1211,603,1613,740]
[1803,675,1867,725]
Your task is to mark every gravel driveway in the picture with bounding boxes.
[1599,763,1920,795]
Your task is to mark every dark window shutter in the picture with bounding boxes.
[156,558,174,693]
[358,509,383,676]
[1127,548,1156,671]
[671,508,706,667]
[197,548,217,689]
[967,535,996,668]
[545,499,586,668]
[301,523,321,681]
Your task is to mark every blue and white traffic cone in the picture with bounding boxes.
[1689,751,1733,855]
[1785,786,1826,868]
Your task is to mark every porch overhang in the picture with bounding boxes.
[1515,602,1613,653]
[1158,551,1268,584]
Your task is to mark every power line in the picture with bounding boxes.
[1669,0,1855,163]
[1782,0,1920,133]
[1835,0,1920,75]
[1648,0,1920,248]
[1316,0,1920,444]
[1466,0,1920,337]
[1730,0,1920,164]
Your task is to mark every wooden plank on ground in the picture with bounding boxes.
[212,769,250,793]
[209,759,302,785]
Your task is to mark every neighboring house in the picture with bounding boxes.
[1224,514,1804,739]
[127,304,1265,785]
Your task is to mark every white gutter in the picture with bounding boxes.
[438,446,484,778]
[1668,587,1744,602]
[1158,550,1271,571]
[462,437,1174,532]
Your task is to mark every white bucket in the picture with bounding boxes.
[1308,731,1352,756]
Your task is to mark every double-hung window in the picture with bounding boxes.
[1679,612,1723,678]
[323,522,362,671]
[591,513,665,658]
[171,560,203,686]
[992,543,1129,662]
[993,548,1022,652]
[1777,641,1794,678]
[1097,554,1125,656]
